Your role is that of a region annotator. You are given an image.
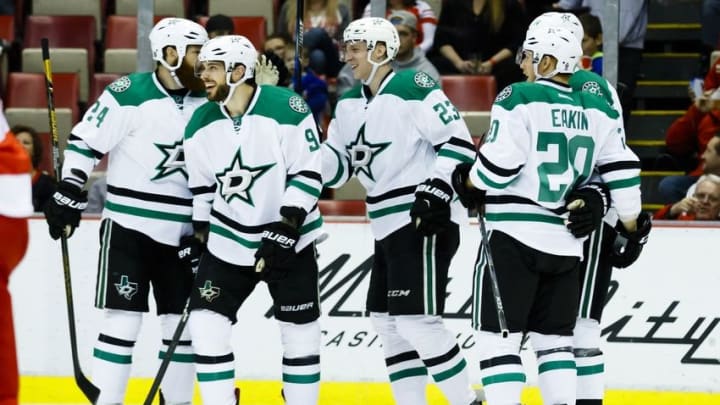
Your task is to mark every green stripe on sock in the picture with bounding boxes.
[93,348,131,364]
[282,372,321,384]
[197,370,235,382]
[158,351,195,363]
[539,360,576,374]
[432,358,466,382]
[481,372,526,386]
[577,363,604,376]
[389,367,427,382]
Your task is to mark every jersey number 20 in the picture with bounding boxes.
[536,131,595,202]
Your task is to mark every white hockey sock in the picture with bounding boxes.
[395,315,475,405]
[476,330,525,405]
[530,332,576,405]
[574,318,604,402]
[158,314,194,404]
[92,309,142,405]
[279,320,321,405]
[188,309,236,405]
[370,313,428,405]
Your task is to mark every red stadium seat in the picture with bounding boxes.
[90,73,122,105]
[0,15,14,42]
[23,15,96,64]
[5,72,80,122]
[441,75,497,111]
[105,15,169,49]
[196,16,267,48]
[0,15,14,96]
[22,15,96,101]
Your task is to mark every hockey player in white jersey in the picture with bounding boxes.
[184,35,324,405]
[322,17,479,405]
[451,27,645,404]
[528,13,652,405]
[42,18,208,405]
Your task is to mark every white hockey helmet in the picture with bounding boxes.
[150,18,208,71]
[197,35,258,104]
[344,17,400,62]
[522,26,582,78]
[527,12,584,43]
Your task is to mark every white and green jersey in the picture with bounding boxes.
[570,69,627,227]
[322,70,476,240]
[184,85,323,266]
[469,79,641,258]
[63,72,206,246]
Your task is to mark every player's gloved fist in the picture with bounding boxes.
[255,208,304,281]
[44,180,88,240]
[564,182,610,238]
[410,178,453,235]
[178,234,205,274]
[611,212,652,268]
[255,53,280,86]
[451,163,486,209]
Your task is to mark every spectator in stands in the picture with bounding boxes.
[264,32,293,61]
[336,9,440,95]
[278,0,351,77]
[659,93,720,202]
[285,46,329,123]
[430,0,526,91]
[362,0,438,54]
[204,14,234,39]
[553,0,648,124]
[703,55,720,91]
[11,125,54,212]
[700,0,720,77]
[579,12,603,75]
[654,174,720,220]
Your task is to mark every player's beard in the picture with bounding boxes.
[175,59,206,92]
[208,83,230,102]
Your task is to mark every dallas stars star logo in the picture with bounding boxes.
[215,149,275,206]
[152,140,187,180]
[346,124,390,181]
[198,280,220,302]
[114,275,138,301]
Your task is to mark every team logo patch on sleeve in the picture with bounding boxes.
[582,81,604,98]
[109,76,131,92]
[495,85,512,102]
[289,95,309,113]
[414,71,436,88]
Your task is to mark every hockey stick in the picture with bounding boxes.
[478,214,509,338]
[41,38,101,404]
[143,300,191,405]
[472,131,509,338]
[293,0,304,95]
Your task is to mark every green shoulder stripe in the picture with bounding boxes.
[185,101,226,140]
[494,82,618,119]
[249,85,310,126]
[381,70,439,101]
[106,72,166,106]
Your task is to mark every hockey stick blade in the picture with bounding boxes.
[42,37,101,404]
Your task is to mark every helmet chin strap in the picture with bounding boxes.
[532,54,558,80]
[159,58,184,88]
[221,71,247,106]
[361,49,391,86]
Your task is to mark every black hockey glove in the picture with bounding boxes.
[178,222,208,274]
[565,182,610,238]
[610,212,652,269]
[451,163,486,209]
[410,178,453,235]
[254,207,306,282]
[44,180,88,240]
